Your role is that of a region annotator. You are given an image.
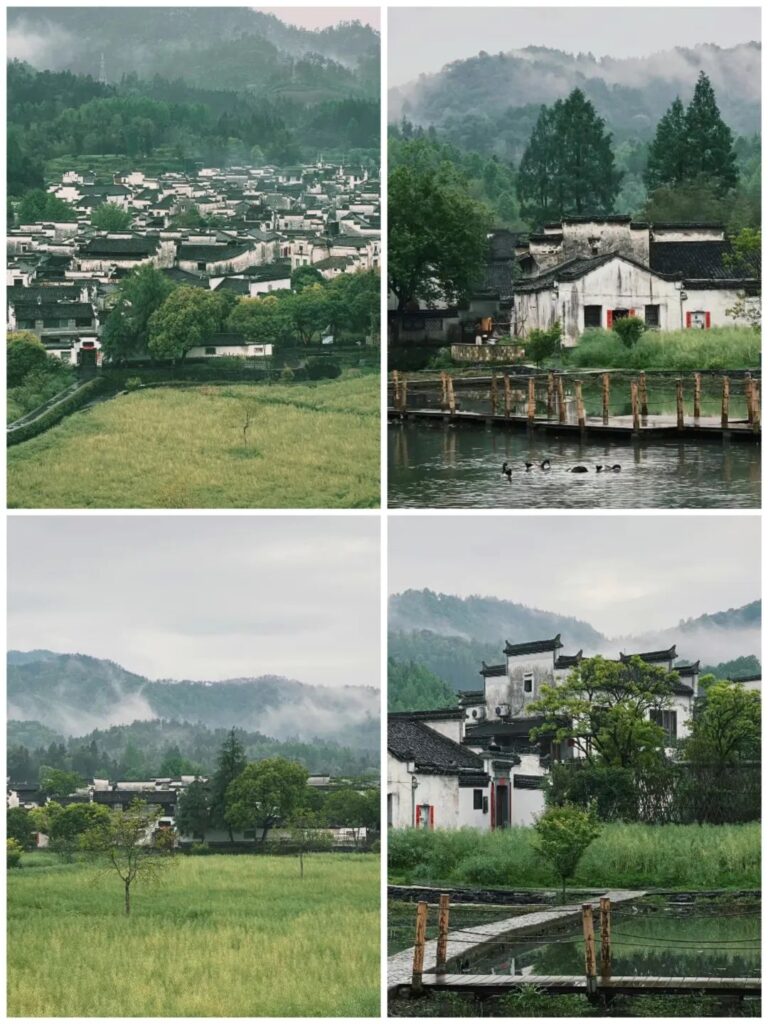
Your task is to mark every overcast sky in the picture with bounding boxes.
[8,516,380,688]
[389,515,760,637]
[389,7,761,86]
[259,6,380,30]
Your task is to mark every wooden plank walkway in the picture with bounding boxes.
[421,974,761,996]
[387,407,759,441]
[387,889,646,994]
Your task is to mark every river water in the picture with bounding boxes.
[388,422,761,509]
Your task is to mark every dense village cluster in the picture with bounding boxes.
[8,160,380,365]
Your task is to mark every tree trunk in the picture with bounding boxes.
[124,879,131,916]
[299,850,304,879]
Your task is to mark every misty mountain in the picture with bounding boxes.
[7,652,378,749]
[7,8,379,97]
[7,717,377,780]
[389,590,761,690]
[390,42,760,161]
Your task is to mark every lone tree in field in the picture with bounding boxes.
[517,89,622,225]
[533,803,602,901]
[225,757,309,844]
[82,799,174,915]
[284,809,332,878]
[388,138,491,335]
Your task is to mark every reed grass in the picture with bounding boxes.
[568,327,760,371]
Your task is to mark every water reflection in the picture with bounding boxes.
[388,423,761,509]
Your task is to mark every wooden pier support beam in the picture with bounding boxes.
[676,378,684,430]
[631,380,640,434]
[575,380,585,430]
[436,894,451,976]
[527,377,536,424]
[638,371,648,418]
[400,378,408,414]
[411,901,428,993]
[446,375,456,415]
[503,373,512,418]
[745,374,754,425]
[599,897,612,982]
[582,903,598,998]
[721,376,730,429]
[752,381,761,433]
[440,371,448,412]
[392,371,400,410]
[547,371,555,418]
[601,373,610,425]
[693,372,702,421]
[557,376,566,424]
[490,372,498,417]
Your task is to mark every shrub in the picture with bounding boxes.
[305,357,342,380]
[525,321,561,366]
[280,366,295,383]
[7,838,23,868]
[124,377,143,391]
[7,332,49,387]
[427,347,454,370]
[570,326,760,370]
[187,841,212,856]
[533,804,602,900]
[612,315,646,348]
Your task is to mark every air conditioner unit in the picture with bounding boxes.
[495,703,511,718]
[471,707,487,721]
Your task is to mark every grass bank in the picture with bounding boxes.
[8,852,379,1016]
[7,374,380,508]
[567,327,760,371]
[388,823,760,891]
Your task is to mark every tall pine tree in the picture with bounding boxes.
[684,71,738,196]
[644,97,688,191]
[209,728,247,842]
[518,89,622,226]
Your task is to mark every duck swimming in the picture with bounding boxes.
[540,459,551,470]
[504,467,512,481]
[570,466,589,473]
[610,464,622,472]
[524,461,534,471]
[501,461,509,474]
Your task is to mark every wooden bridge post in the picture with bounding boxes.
[741,372,753,423]
[547,371,555,418]
[582,903,598,998]
[601,373,610,425]
[440,371,448,412]
[527,377,536,425]
[630,380,640,434]
[752,381,761,434]
[447,375,456,415]
[575,380,585,430]
[392,371,400,410]
[557,375,566,424]
[411,901,428,993]
[676,378,684,430]
[721,376,730,429]
[400,378,408,414]
[693,372,702,421]
[435,893,451,975]
[599,897,612,982]
[639,371,648,418]
[503,373,512,418]
[490,372,498,417]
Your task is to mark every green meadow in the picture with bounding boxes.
[7,374,380,509]
[8,852,380,1017]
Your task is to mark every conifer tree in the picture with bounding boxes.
[209,729,247,842]
[643,97,688,191]
[517,89,622,225]
[683,71,738,195]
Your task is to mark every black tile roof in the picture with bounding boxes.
[555,650,583,669]
[79,236,158,256]
[620,645,677,664]
[161,268,209,287]
[465,717,547,741]
[178,243,250,262]
[388,717,485,774]
[480,662,506,677]
[650,240,760,281]
[675,661,700,677]
[214,277,251,294]
[513,774,545,789]
[13,301,94,319]
[504,635,562,657]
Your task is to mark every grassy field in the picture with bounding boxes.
[8,852,379,1017]
[389,823,760,891]
[566,327,760,370]
[7,375,380,508]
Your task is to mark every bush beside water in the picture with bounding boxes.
[568,327,760,371]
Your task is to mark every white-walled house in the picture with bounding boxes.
[514,218,760,344]
[185,333,273,359]
[389,636,702,831]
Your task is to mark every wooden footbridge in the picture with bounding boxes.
[388,370,761,442]
[389,892,761,1004]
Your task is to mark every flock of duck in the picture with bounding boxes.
[501,459,621,480]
